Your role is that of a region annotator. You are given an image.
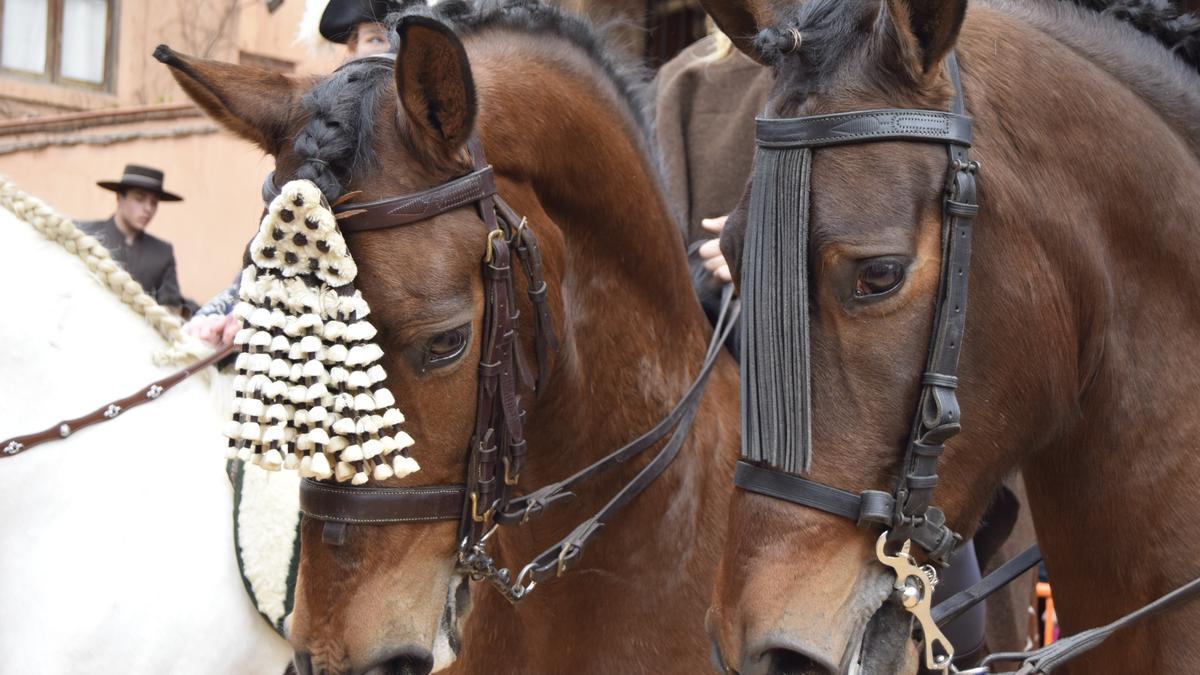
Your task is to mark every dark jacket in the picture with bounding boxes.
[78,217,183,308]
[652,37,773,358]
[652,36,773,248]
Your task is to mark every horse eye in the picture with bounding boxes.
[424,325,470,368]
[853,258,906,299]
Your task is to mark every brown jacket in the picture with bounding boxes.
[652,36,773,248]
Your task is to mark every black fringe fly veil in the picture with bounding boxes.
[740,146,813,475]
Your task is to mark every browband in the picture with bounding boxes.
[755,109,972,149]
[260,166,497,233]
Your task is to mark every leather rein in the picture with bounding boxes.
[271,116,738,602]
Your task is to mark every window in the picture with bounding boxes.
[0,0,115,90]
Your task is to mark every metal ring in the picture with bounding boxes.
[785,27,803,53]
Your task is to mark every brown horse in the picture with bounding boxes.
[699,0,1200,672]
[157,3,739,674]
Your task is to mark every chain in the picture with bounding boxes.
[455,525,537,605]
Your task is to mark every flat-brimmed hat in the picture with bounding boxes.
[319,0,401,43]
[97,164,183,202]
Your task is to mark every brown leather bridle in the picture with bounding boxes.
[269,58,738,602]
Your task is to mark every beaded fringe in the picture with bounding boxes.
[223,180,418,484]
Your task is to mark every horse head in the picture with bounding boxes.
[692,0,1134,671]
[159,4,739,673]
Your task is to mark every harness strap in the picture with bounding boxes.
[979,571,1200,674]
[299,481,465,524]
[932,544,1042,628]
[511,286,739,583]
[755,109,972,149]
[1,344,235,458]
[499,287,738,527]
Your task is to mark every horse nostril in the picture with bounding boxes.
[763,648,835,675]
[371,646,434,675]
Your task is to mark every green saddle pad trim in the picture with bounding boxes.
[228,458,302,637]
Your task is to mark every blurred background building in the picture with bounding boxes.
[0,0,706,303]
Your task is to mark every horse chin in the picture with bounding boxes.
[844,601,919,675]
[430,574,470,672]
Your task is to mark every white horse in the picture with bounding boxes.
[0,179,293,674]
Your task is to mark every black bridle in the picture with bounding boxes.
[731,51,1200,674]
[736,51,976,564]
[268,54,738,603]
[732,51,979,671]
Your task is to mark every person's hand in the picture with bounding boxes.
[699,215,732,283]
[184,313,241,348]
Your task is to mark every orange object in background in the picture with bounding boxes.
[1038,582,1058,646]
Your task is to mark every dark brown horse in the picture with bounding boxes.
[700,0,1200,672]
[157,3,739,674]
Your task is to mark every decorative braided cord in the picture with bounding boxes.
[0,175,208,366]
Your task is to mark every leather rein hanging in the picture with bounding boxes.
[280,129,738,603]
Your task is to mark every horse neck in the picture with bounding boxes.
[452,37,736,671]
[964,8,1200,662]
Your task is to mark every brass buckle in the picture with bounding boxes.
[556,543,576,577]
[502,456,520,486]
[470,492,493,524]
[483,228,504,264]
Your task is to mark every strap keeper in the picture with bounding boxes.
[905,474,940,490]
[858,490,894,528]
[911,441,945,458]
[322,521,348,546]
[946,199,978,217]
[528,282,548,301]
[921,372,958,388]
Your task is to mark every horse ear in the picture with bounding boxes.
[395,16,477,154]
[697,0,768,64]
[154,45,306,156]
[881,0,967,75]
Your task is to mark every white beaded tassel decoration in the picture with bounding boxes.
[223,179,419,483]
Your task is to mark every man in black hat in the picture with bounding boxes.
[78,164,184,310]
[319,0,404,58]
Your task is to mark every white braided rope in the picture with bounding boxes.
[0,175,208,366]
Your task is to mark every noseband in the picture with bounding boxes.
[261,59,737,602]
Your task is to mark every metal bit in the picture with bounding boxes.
[875,533,955,673]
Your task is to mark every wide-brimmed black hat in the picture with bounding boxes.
[319,0,401,44]
[97,164,183,202]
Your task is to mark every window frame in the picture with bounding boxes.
[0,0,117,92]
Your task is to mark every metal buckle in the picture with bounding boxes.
[556,543,577,577]
[483,228,504,264]
[502,456,520,486]
[469,492,493,524]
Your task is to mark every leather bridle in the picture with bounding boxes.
[730,51,1200,674]
[731,51,978,671]
[736,51,976,566]
[268,54,738,603]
